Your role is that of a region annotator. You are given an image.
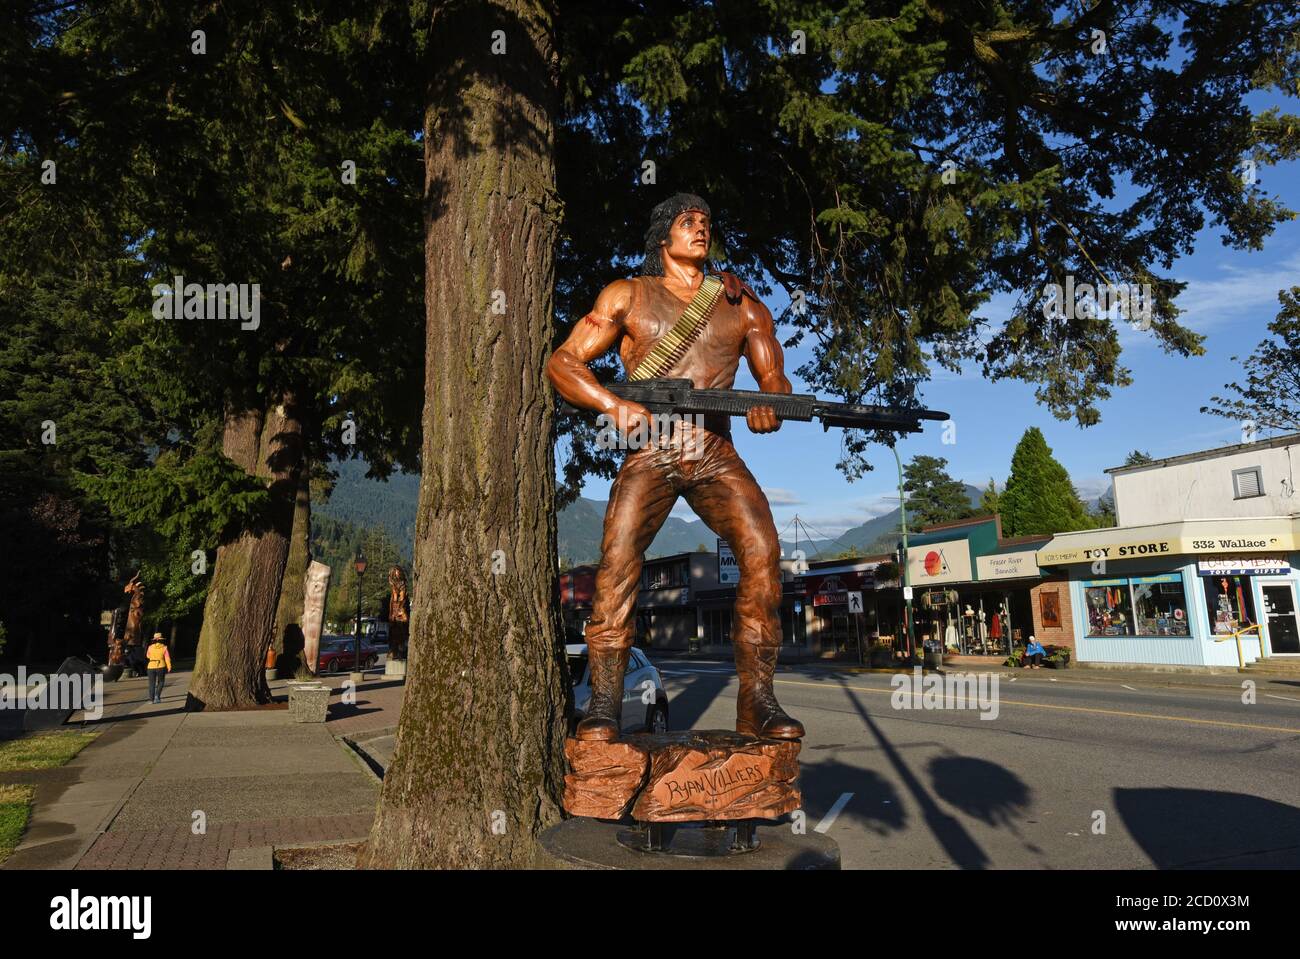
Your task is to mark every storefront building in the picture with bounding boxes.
[1036,517,1300,666]
[559,550,807,654]
[901,516,1074,657]
[798,556,892,654]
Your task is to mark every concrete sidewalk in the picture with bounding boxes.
[2,666,405,870]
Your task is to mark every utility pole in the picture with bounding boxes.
[892,445,917,664]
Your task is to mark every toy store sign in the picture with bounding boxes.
[976,550,1041,581]
[1040,532,1295,566]
[1196,557,1290,577]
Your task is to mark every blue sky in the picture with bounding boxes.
[575,105,1300,539]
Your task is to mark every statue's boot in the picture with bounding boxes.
[575,647,629,741]
[734,641,804,740]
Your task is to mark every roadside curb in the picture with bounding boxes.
[339,735,386,785]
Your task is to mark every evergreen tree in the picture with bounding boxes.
[1202,288,1300,434]
[1092,489,1118,529]
[362,0,567,869]
[551,0,1300,488]
[903,455,975,528]
[980,478,1001,517]
[3,1,425,705]
[1124,450,1155,466]
[1000,428,1092,536]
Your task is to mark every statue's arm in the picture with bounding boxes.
[547,280,645,425]
[741,296,790,433]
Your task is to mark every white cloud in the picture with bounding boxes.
[762,487,803,506]
[1128,249,1300,342]
[1074,475,1112,503]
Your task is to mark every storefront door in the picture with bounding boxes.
[1260,581,1300,655]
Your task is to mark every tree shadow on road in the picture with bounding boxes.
[927,754,1031,830]
[797,758,905,837]
[1115,787,1300,868]
[835,681,992,869]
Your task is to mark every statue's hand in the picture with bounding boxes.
[611,400,653,442]
[746,405,781,434]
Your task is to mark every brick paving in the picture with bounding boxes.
[77,813,373,869]
[7,666,402,870]
[324,676,404,737]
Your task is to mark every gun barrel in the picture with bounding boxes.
[601,379,947,433]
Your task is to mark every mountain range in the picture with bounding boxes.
[317,459,985,566]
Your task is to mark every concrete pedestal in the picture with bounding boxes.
[538,818,839,870]
[384,659,406,678]
[288,683,330,723]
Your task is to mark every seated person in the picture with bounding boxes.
[1024,637,1046,669]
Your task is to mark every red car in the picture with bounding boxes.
[318,637,380,673]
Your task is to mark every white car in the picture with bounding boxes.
[567,644,670,734]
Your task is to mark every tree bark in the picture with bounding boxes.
[187,400,304,710]
[272,458,312,675]
[361,0,567,868]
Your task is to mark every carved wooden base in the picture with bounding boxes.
[563,730,800,822]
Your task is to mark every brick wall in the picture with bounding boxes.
[1030,576,1076,650]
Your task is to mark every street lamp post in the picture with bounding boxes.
[892,445,917,664]
[353,550,367,675]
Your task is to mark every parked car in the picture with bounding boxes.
[360,617,390,649]
[318,637,381,673]
[567,644,669,734]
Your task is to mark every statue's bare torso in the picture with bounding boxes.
[616,275,753,390]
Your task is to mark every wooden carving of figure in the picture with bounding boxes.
[388,565,410,661]
[123,572,145,647]
[546,192,803,743]
[107,605,127,666]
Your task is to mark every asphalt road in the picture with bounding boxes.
[656,662,1300,869]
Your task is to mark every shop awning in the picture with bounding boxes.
[1036,516,1300,566]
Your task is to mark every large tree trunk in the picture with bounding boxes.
[361,0,567,868]
[272,458,312,675]
[187,399,305,710]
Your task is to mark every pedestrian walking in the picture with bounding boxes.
[146,631,172,703]
[1025,636,1046,669]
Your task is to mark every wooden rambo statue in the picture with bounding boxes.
[547,193,803,742]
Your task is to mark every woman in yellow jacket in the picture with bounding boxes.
[146,632,172,704]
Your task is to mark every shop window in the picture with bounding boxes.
[1084,581,1134,637]
[703,608,732,645]
[1203,575,1257,636]
[1232,466,1263,499]
[1131,575,1190,636]
[1084,576,1191,637]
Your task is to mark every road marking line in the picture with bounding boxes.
[1121,685,1137,691]
[1265,694,1300,703]
[815,792,853,833]
[769,678,1300,735]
